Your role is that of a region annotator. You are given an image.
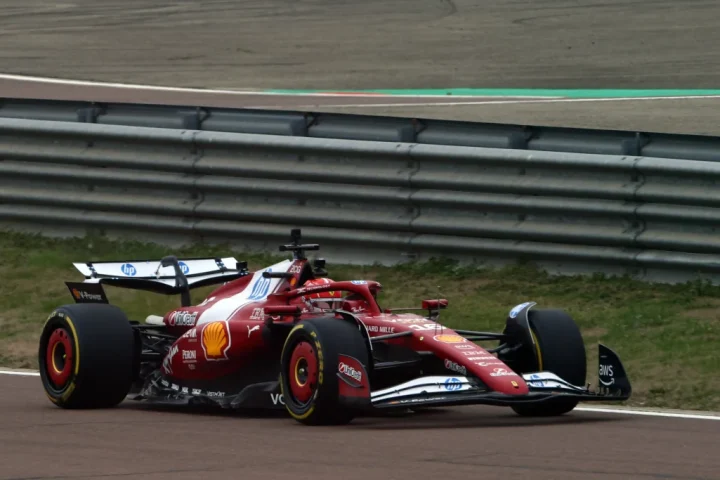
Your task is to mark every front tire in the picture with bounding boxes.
[279,317,369,426]
[38,304,136,409]
[511,308,587,417]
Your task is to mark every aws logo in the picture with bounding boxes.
[201,321,231,361]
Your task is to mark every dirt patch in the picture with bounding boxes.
[682,298,720,323]
[683,308,720,323]
[580,326,608,338]
[0,336,39,369]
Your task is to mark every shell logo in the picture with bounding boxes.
[201,321,231,361]
[433,334,467,344]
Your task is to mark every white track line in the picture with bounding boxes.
[0,73,300,96]
[0,73,548,99]
[0,369,39,377]
[280,95,720,109]
[5,73,720,107]
[575,406,720,421]
[1,368,717,420]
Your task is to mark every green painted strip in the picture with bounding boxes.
[267,88,720,98]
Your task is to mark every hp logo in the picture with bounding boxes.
[444,378,462,391]
[120,263,137,276]
[178,261,190,275]
[528,373,545,387]
[248,268,272,300]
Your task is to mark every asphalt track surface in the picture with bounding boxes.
[1,373,719,480]
[3,0,720,478]
[3,0,720,90]
[4,0,720,134]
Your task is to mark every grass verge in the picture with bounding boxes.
[1,231,718,411]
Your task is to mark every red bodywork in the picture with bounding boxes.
[160,258,529,395]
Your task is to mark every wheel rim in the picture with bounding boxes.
[45,328,73,389]
[288,341,318,404]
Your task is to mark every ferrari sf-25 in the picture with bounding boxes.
[39,229,631,425]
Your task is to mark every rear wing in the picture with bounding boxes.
[66,255,249,304]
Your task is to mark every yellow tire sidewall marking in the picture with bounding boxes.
[41,311,80,404]
[64,315,80,376]
[530,329,543,371]
[281,323,321,421]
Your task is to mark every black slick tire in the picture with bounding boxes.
[279,317,369,426]
[511,308,587,417]
[38,304,136,409]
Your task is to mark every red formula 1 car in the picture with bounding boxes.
[39,229,631,425]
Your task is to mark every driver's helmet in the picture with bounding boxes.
[301,278,343,310]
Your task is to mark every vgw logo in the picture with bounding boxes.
[121,263,137,276]
[444,378,462,391]
[248,268,273,300]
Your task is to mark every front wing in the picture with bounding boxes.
[371,344,631,409]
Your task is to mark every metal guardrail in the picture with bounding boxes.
[1,116,720,282]
[3,97,720,162]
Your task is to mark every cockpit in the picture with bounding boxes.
[289,271,380,315]
[278,230,381,315]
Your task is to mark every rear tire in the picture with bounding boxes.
[38,304,136,409]
[279,317,369,426]
[511,309,586,417]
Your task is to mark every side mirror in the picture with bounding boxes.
[422,299,448,310]
[313,257,328,277]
